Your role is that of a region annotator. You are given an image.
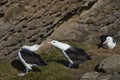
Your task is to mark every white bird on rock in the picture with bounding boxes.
[103,36,116,49]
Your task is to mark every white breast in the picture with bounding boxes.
[107,42,116,49]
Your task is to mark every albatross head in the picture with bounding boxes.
[48,40,70,51]
[22,44,43,52]
[48,40,58,44]
[103,36,114,45]
[30,45,40,51]
[103,36,116,49]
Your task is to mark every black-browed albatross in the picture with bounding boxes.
[48,40,91,68]
[98,35,116,49]
[102,36,116,49]
[18,44,46,76]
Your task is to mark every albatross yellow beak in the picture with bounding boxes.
[103,40,108,45]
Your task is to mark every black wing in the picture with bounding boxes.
[65,47,91,62]
[100,35,110,44]
[20,48,46,66]
[97,35,110,48]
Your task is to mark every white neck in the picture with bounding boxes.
[53,42,70,51]
[22,45,39,52]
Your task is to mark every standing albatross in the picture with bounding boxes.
[18,44,46,76]
[48,40,91,68]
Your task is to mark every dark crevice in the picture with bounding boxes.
[0,0,98,60]
[0,0,8,5]
[61,0,98,21]
[95,64,106,73]
[0,13,4,17]
[42,0,98,40]
[81,0,98,11]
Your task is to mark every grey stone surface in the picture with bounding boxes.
[98,55,120,73]
[81,72,99,80]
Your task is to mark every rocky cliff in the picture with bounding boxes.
[0,0,120,59]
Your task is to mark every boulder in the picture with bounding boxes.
[81,72,120,80]
[98,55,120,74]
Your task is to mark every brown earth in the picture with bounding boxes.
[0,0,120,60]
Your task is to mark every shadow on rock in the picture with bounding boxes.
[95,64,106,73]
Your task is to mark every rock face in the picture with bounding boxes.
[48,0,120,44]
[81,72,110,80]
[81,72,120,80]
[98,55,120,74]
[0,0,120,59]
[81,72,100,80]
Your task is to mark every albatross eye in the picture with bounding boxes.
[35,45,38,48]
